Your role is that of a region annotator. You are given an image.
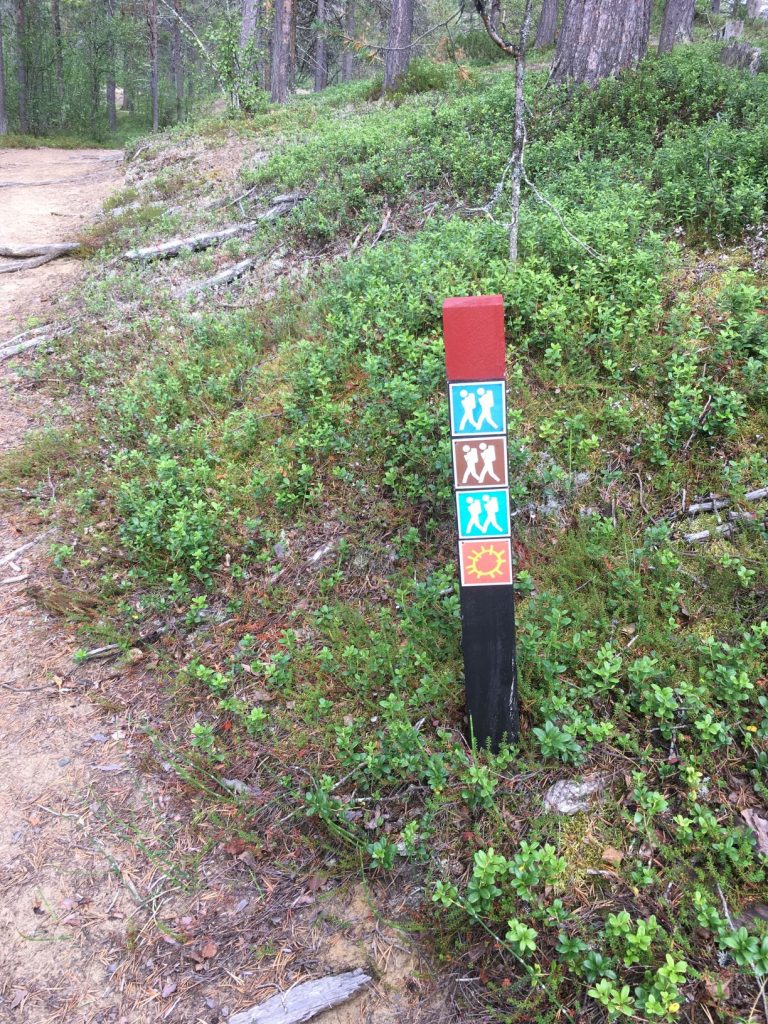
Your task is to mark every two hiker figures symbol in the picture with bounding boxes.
[461,442,499,485]
[459,491,508,537]
[450,381,505,437]
[458,386,498,432]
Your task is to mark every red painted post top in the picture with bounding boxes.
[442,295,506,381]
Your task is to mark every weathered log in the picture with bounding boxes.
[124,222,258,262]
[0,242,81,274]
[0,242,79,258]
[177,257,257,297]
[682,512,761,543]
[124,194,306,263]
[229,970,371,1024]
[0,325,52,361]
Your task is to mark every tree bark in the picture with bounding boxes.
[658,0,694,52]
[383,0,415,91]
[14,0,27,134]
[711,0,720,10]
[342,0,355,80]
[509,0,533,261]
[240,0,258,50]
[0,10,7,135]
[106,0,117,130]
[270,0,293,102]
[314,0,327,90]
[535,0,558,48]
[51,0,64,98]
[172,0,183,120]
[146,0,159,130]
[746,0,760,18]
[551,0,652,86]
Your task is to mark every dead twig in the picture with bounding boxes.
[0,532,51,569]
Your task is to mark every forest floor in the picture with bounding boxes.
[0,148,427,1024]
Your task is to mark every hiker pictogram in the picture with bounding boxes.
[449,381,506,436]
[456,488,510,539]
[453,437,508,489]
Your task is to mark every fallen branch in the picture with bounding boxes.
[77,644,121,662]
[680,485,768,518]
[0,573,29,586]
[0,325,52,362]
[0,243,80,259]
[0,532,51,569]
[682,512,761,544]
[177,257,258,297]
[123,194,306,263]
[0,243,81,275]
[229,969,372,1024]
[0,324,72,362]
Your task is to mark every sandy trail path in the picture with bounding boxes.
[0,148,123,338]
[0,147,156,1024]
[0,150,426,1024]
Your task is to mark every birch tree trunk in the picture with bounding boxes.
[509,0,533,261]
[314,0,327,90]
[383,0,415,91]
[658,0,694,51]
[15,0,28,133]
[106,0,117,130]
[51,0,64,100]
[551,0,652,85]
[0,10,7,135]
[342,0,355,80]
[172,0,183,120]
[535,0,558,48]
[146,0,159,130]
[270,0,293,101]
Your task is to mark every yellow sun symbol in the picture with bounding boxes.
[466,544,507,580]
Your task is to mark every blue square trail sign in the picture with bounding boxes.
[456,488,511,539]
[449,381,506,437]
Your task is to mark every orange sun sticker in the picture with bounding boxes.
[459,539,514,587]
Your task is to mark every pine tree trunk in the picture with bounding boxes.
[146,0,159,130]
[342,0,355,80]
[658,0,694,51]
[551,0,651,85]
[0,10,7,135]
[314,0,327,90]
[535,0,558,47]
[51,0,64,99]
[14,0,27,133]
[383,0,415,91]
[172,0,183,120]
[270,0,293,101]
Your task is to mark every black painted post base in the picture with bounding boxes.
[460,585,519,751]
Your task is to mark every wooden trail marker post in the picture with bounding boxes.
[443,295,519,750]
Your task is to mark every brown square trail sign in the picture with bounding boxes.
[452,437,508,490]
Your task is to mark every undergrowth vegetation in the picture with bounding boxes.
[7,42,768,1023]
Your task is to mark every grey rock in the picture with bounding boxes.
[543,774,610,815]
